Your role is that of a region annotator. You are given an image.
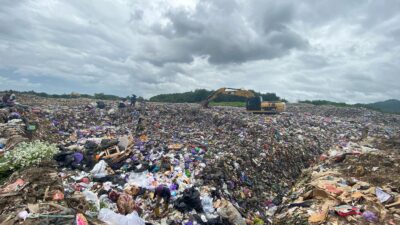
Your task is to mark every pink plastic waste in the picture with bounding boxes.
[0,178,25,193]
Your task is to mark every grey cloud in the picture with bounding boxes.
[164,11,204,36]
[129,10,144,22]
[153,0,308,65]
[298,54,329,68]
[0,0,399,103]
[260,1,294,32]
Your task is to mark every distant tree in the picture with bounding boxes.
[149,89,284,103]
[3,90,122,101]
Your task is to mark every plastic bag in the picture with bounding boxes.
[201,195,215,214]
[83,190,100,211]
[98,208,145,225]
[99,194,118,211]
[217,200,246,225]
[118,136,130,150]
[363,211,378,222]
[91,160,108,178]
[127,171,151,188]
[76,213,89,225]
[376,187,393,203]
[334,205,362,217]
[18,210,29,220]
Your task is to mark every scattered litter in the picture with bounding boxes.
[1,93,399,224]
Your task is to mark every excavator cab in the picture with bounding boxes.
[201,87,285,114]
[247,96,286,113]
[246,96,262,111]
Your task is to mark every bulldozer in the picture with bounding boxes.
[200,88,286,114]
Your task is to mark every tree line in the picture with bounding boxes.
[3,90,122,101]
[149,89,285,103]
[299,99,400,114]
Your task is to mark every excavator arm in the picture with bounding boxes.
[201,88,255,108]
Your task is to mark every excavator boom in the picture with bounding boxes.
[201,88,255,108]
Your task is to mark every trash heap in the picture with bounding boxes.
[273,138,400,224]
[0,94,399,225]
[0,108,29,155]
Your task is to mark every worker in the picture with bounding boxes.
[2,93,11,103]
[10,93,16,103]
[1,92,16,108]
[130,94,137,107]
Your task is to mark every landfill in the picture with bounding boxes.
[0,93,400,225]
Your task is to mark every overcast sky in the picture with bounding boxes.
[0,0,399,103]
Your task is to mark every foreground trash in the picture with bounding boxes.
[0,93,399,224]
[273,140,400,224]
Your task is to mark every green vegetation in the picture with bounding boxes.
[367,99,400,114]
[0,141,59,171]
[149,89,285,103]
[92,93,121,100]
[299,100,353,108]
[0,141,59,181]
[150,89,210,103]
[2,90,122,100]
[299,99,400,114]
[209,101,246,107]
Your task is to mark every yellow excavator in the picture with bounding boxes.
[200,88,286,113]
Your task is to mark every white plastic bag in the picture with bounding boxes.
[91,160,108,178]
[83,190,100,211]
[127,171,151,188]
[118,135,130,150]
[201,195,215,214]
[98,208,145,225]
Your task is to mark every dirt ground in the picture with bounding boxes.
[0,165,68,224]
[337,137,400,190]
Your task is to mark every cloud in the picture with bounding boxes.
[155,0,308,64]
[0,0,399,103]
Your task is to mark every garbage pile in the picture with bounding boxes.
[273,139,400,224]
[0,108,29,155]
[0,167,78,225]
[0,93,399,225]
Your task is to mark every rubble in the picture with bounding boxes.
[0,93,399,224]
[273,139,400,224]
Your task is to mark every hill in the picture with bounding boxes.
[300,99,400,114]
[367,99,400,113]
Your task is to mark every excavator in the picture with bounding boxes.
[200,88,286,114]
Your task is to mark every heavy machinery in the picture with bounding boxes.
[200,87,286,113]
